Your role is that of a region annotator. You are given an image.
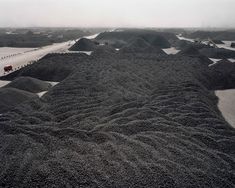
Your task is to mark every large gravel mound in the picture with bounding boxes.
[177,45,212,65]
[0,88,38,113]
[96,30,171,48]
[69,38,98,51]
[174,39,191,49]
[0,50,234,187]
[208,59,235,90]
[92,45,117,57]
[0,53,88,82]
[120,37,166,54]
[4,76,52,93]
[199,48,235,59]
[178,46,201,56]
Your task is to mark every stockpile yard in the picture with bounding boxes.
[0,29,234,187]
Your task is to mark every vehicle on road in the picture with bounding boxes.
[4,65,13,72]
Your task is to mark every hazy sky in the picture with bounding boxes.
[0,0,234,28]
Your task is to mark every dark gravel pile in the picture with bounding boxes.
[212,40,224,44]
[69,38,98,51]
[199,48,235,59]
[174,41,211,51]
[208,59,235,90]
[0,88,38,113]
[96,29,172,48]
[0,53,88,82]
[174,39,191,49]
[178,46,201,56]
[92,45,117,57]
[0,31,234,187]
[184,31,235,41]
[4,77,52,93]
[119,37,166,54]
[177,45,212,65]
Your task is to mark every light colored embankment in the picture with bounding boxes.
[216,89,235,128]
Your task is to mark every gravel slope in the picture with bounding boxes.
[0,88,38,113]
[0,34,234,187]
[4,77,52,93]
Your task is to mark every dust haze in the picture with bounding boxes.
[0,0,235,28]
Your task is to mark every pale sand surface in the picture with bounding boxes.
[216,89,235,128]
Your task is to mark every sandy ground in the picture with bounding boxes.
[37,91,48,97]
[0,41,75,76]
[163,47,180,55]
[208,58,222,66]
[228,58,235,63]
[0,80,10,87]
[216,89,235,128]
[0,47,37,59]
[64,51,93,55]
[176,35,195,42]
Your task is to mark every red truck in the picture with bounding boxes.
[4,65,13,72]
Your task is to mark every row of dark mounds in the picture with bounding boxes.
[70,29,235,59]
[95,29,177,48]
[0,53,89,113]
[1,30,235,113]
[69,37,167,55]
[180,30,235,58]
[183,30,235,41]
[176,44,235,90]
[174,40,235,59]
[1,53,88,82]
[0,30,234,187]
[199,48,235,59]
[180,44,235,59]
[0,53,91,113]
[0,29,93,48]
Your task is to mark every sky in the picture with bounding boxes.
[0,0,234,28]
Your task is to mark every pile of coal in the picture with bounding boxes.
[178,45,201,56]
[4,76,52,93]
[0,88,38,113]
[212,39,224,44]
[96,29,172,48]
[0,29,234,188]
[0,53,88,82]
[69,38,98,51]
[91,45,117,57]
[199,48,235,59]
[119,37,166,54]
[208,59,235,89]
